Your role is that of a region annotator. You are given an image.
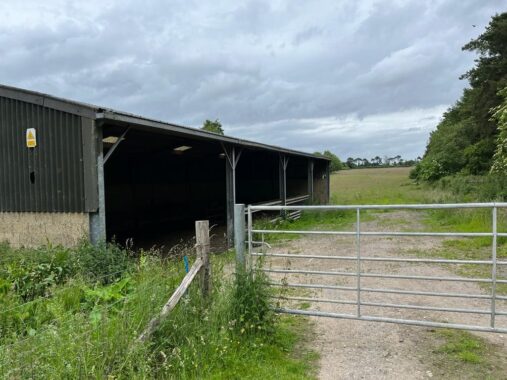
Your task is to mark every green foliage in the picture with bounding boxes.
[147,264,297,379]
[314,150,343,171]
[0,242,316,378]
[491,86,507,173]
[415,13,507,181]
[202,119,225,135]
[410,159,447,182]
[74,242,131,285]
[346,156,416,169]
[229,269,275,336]
[433,174,507,201]
[2,246,76,301]
[0,242,131,303]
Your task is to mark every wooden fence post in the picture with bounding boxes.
[195,220,211,298]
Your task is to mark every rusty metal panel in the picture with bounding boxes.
[0,96,86,212]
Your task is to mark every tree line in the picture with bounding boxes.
[344,156,420,169]
[412,12,507,182]
[313,151,419,171]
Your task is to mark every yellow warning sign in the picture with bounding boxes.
[26,128,37,148]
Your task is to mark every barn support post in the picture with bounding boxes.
[279,154,289,218]
[89,121,106,244]
[308,159,314,204]
[223,144,242,247]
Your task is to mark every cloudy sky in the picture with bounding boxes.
[0,0,505,160]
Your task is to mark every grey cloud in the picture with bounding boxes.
[293,27,323,46]
[0,0,505,159]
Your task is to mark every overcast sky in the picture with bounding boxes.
[1,0,505,160]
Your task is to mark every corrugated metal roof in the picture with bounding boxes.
[0,84,329,161]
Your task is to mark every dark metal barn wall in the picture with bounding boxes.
[0,96,86,212]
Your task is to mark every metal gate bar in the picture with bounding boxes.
[262,268,507,283]
[251,253,504,265]
[278,309,507,334]
[246,202,507,333]
[272,295,507,316]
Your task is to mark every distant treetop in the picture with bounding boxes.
[314,150,343,172]
[202,119,224,135]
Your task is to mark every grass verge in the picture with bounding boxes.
[429,329,507,379]
[0,242,318,379]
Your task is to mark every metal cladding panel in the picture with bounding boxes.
[0,96,86,212]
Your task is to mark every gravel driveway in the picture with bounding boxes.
[258,211,507,379]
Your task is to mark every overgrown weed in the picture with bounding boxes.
[0,242,316,378]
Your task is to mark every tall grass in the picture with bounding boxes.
[0,243,316,379]
[434,174,507,202]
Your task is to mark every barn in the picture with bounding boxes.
[0,84,330,248]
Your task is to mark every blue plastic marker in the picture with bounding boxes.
[184,255,189,273]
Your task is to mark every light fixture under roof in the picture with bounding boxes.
[173,145,192,152]
[103,136,119,144]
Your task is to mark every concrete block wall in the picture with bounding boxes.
[0,213,89,247]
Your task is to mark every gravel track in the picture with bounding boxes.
[260,211,507,379]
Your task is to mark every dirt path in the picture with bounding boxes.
[261,211,507,379]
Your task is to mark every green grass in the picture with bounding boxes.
[253,209,360,244]
[205,316,319,380]
[436,329,485,364]
[0,243,318,379]
[330,167,437,205]
[430,329,507,379]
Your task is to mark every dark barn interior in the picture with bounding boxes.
[102,124,329,248]
[235,150,280,205]
[104,128,226,243]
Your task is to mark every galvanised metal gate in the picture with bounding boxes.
[242,203,507,333]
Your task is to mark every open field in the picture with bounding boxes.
[331,167,429,205]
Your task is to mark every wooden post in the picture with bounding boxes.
[195,220,211,298]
